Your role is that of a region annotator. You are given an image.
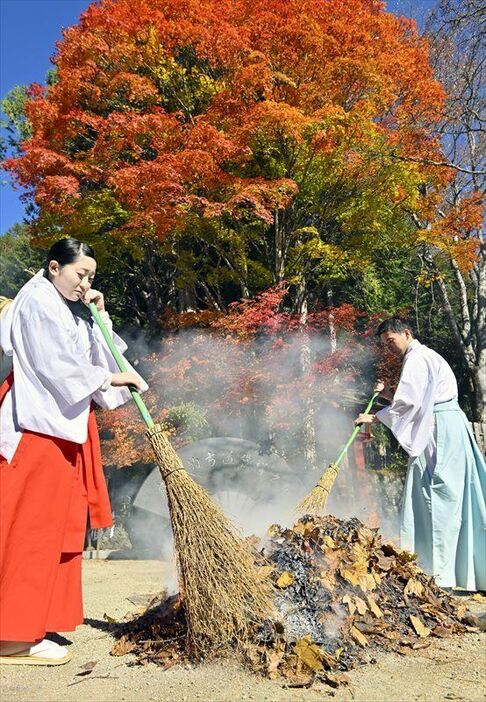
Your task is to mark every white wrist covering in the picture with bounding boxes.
[100,373,112,392]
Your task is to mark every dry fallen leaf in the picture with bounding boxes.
[324,548,345,571]
[354,596,368,616]
[110,636,136,656]
[323,536,336,549]
[75,660,97,677]
[380,629,401,641]
[340,547,377,591]
[267,524,281,538]
[276,571,294,588]
[366,594,384,618]
[455,604,467,619]
[342,594,356,615]
[340,565,366,588]
[294,637,324,672]
[266,647,285,675]
[410,615,431,638]
[374,551,395,571]
[293,520,317,537]
[103,613,119,625]
[470,593,486,602]
[397,550,417,564]
[294,636,337,672]
[404,578,424,597]
[319,670,350,688]
[319,571,336,591]
[359,573,377,592]
[350,626,368,647]
[432,625,452,637]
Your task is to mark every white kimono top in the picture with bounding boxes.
[0,270,148,463]
[376,339,458,466]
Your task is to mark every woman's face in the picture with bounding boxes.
[48,255,97,302]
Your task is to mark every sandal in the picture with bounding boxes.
[0,639,72,666]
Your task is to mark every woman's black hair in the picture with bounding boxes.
[376,316,414,337]
[44,238,96,276]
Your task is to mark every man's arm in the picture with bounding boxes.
[374,353,434,456]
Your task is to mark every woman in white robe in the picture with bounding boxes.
[357,317,486,591]
[0,238,147,665]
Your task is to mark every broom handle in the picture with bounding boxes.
[334,392,379,467]
[89,303,155,429]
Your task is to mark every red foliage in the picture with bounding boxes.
[3,0,446,242]
[211,284,289,335]
[98,292,371,465]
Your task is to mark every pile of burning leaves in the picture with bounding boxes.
[110,515,476,687]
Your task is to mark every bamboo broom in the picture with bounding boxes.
[90,304,273,655]
[0,297,13,317]
[0,298,13,360]
[297,392,379,515]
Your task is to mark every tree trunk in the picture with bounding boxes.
[274,209,286,282]
[296,278,317,470]
[177,286,197,313]
[240,279,250,299]
[471,362,486,424]
[142,245,166,322]
[327,288,337,353]
[431,258,486,423]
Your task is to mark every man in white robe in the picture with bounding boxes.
[357,317,486,591]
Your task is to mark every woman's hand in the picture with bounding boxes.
[111,371,143,391]
[374,378,394,400]
[81,289,105,312]
[355,413,376,426]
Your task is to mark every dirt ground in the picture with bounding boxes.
[1,559,485,702]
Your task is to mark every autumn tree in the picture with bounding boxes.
[5,0,483,429]
[3,0,448,310]
[412,0,485,423]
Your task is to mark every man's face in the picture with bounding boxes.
[380,330,413,358]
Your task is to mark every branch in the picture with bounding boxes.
[389,152,485,176]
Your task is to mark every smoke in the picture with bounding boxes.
[103,325,402,558]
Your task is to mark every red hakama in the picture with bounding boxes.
[0,373,112,641]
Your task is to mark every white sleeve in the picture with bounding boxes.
[92,310,128,355]
[87,313,148,410]
[376,353,435,456]
[18,304,111,407]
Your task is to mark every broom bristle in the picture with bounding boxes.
[0,297,13,317]
[147,424,274,656]
[297,463,340,515]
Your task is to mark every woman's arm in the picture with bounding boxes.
[19,303,112,406]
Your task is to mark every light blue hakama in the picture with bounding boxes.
[400,399,486,590]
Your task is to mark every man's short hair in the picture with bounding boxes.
[376,316,414,337]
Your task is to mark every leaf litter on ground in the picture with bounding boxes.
[109,515,478,688]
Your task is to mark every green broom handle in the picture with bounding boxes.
[334,391,379,467]
[89,303,155,429]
